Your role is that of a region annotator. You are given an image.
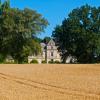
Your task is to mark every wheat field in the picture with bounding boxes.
[0,64,100,100]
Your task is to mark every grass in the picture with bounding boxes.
[0,64,99,100]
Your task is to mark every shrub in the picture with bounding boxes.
[48,60,61,64]
[54,60,60,64]
[48,60,54,64]
[30,59,38,64]
[4,61,15,64]
[42,60,47,64]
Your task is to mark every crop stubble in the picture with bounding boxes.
[0,64,99,100]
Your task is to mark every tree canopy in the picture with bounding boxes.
[0,0,48,63]
[42,36,51,43]
[52,5,100,63]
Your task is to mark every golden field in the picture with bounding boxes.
[0,64,100,100]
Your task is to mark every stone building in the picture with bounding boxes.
[28,39,61,63]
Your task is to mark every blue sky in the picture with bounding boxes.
[9,0,100,39]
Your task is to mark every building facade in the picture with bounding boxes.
[28,39,61,63]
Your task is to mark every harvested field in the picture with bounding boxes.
[0,64,100,100]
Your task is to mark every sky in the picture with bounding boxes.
[9,0,100,39]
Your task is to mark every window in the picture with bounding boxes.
[51,52,53,56]
[51,46,53,49]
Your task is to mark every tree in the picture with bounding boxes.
[42,36,51,43]
[0,0,48,63]
[52,5,100,63]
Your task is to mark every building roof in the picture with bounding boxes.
[47,39,55,46]
[40,43,46,48]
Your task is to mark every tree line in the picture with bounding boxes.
[0,0,48,63]
[0,1,100,64]
[52,5,100,63]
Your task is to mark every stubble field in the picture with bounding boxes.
[0,64,100,100]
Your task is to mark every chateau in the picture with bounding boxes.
[6,39,76,64]
[28,39,61,63]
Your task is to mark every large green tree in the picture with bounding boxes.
[0,0,48,63]
[52,5,100,63]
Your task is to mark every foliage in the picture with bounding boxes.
[54,60,61,64]
[0,53,6,63]
[28,39,41,56]
[42,37,51,43]
[52,5,100,63]
[4,61,15,64]
[0,0,48,63]
[48,60,60,64]
[33,37,42,43]
[48,60,54,64]
[30,59,38,64]
[41,60,47,64]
